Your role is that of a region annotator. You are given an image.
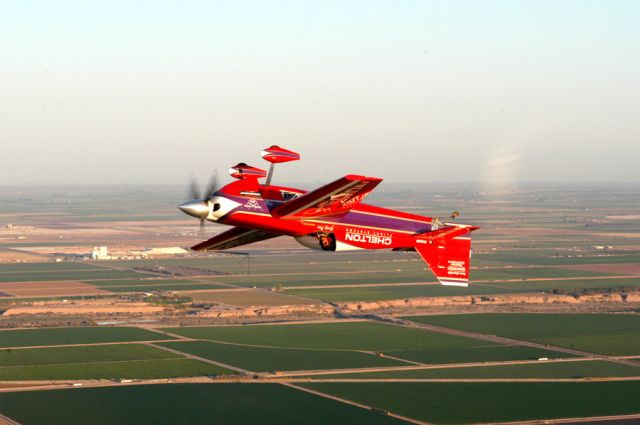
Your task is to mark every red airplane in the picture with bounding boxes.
[179,146,479,286]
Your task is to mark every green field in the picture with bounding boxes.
[0,358,227,380]
[311,360,640,379]
[157,340,405,372]
[0,384,405,425]
[0,343,232,380]
[284,277,640,302]
[107,251,417,270]
[405,314,640,355]
[0,263,107,272]
[0,269,150,283]
[214,270,438,288]
[0,344,173,366]
[0,327,171,348]
[303,381,640,424]
[0,262,153,282]
[164,322,571,365]
[472,266,617,280]
[483,276,640,291]
[476,252,640,266]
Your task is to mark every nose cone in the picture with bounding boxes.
[178,200,209,219]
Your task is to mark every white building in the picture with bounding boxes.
[91,246,109,260]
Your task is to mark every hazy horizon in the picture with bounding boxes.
[2,1,639,188]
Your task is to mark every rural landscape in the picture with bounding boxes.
[0,184,638,424]
[3,0,639,423]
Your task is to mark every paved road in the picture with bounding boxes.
[496,412,640,424]
[0,413,20,425]
[274,357,609,377]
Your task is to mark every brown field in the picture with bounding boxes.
[586,232,640,238]
[0,281,107,297]
[2,300,165,316]
[0,251,49,263]
[337,292,640,313]
[78,220,194,227]
[5,226,144,238]
[180,288,321,306]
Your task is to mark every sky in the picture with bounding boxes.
[1,0,639,188]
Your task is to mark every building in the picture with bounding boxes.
[91,246,109,260]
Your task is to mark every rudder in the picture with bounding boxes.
[415,231,474,287]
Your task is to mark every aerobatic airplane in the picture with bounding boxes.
[178,146,479,286]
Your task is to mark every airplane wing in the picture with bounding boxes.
[271,174,383,219]
[191,226,280,251]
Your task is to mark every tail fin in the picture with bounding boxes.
[415,225,478,287]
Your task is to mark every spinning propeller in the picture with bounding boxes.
[179,172,220,232]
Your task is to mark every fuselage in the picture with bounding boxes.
[206,179,435,252]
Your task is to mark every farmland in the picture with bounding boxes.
[0,327,170,348]
[0,332,232,380]
[0,316,638,423]
[164,322,570,365]
[157,340,404,372]
[0,344,173,366]
[0,358,227,380]
[0,384,405,425]
[0,185,639,424]
[302,382,640,424]
[405,313,640,355]
[310,360,640,379]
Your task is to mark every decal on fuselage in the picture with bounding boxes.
[244,199,262,210]
[316,224,334,233]
[344,228,392,246]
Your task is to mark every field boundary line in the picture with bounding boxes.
[137,327,192,340]
[155,336,398,354]
[0,340,188,351]
[146,343,250,374]
[272,357,606,377]
[293,377,640,383]
[282,382,430,425]
[0,413,20,425]
[489,411,640,424]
